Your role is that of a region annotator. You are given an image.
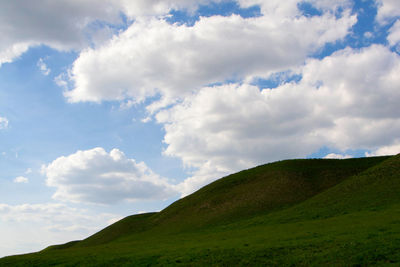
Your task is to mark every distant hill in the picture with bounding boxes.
[1,155,399,266]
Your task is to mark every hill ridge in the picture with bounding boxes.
[2,154,399,266]
[71,155,391,248]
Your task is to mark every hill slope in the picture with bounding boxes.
[152,156,391,229]
[1,155,399,266]
[72,156,389,248]
[77,156,390,247]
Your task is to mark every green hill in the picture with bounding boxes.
[74,156,390,248]
[1,155,400,266]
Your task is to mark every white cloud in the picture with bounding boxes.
[364,31,373,39]
[37,58,51,75]
[156,45,400,195]
[13,176,29,184]
[0,0,125,66]
[388,19,400,47]
[366,141,400,156]
[323,153,352,159]
[120,0,220,18]
[376,0,400,23]
[42,147,177,204]
[0,116,9,129]
[64,6,355,108]
[54,72,69,89]
[0,202,119,257]
[0,0,225,67]
[0,43,31,67]
[237,0,302,17]
[25,168,32,174]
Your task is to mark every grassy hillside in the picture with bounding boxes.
[77,156,390,247]
[152,156,391,229]
[1,155,399,266]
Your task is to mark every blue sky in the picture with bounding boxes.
[1,0,400,257]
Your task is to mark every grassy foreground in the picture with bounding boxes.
[1,155,399,266]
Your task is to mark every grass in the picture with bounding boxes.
[1,154,399,266]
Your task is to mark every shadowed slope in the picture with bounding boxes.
[151,156,391,229]
[267,153,400,223]
[77,156,390,247]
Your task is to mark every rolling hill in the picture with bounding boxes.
[1,154,399,266]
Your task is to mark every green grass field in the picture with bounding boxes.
[1,155,399,266]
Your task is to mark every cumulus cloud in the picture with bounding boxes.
[13,176,29,183]
[323,153,352,159]
[64,4,355,108]
[0,0,225,67]
[0,116,9,129]
[366,141,400,156]
[388,19,400,50]
[120,0,220,17]
[42,147,177,204]
[376,0,400,23]
[0,0,124,66]
[157,45,400,195]
[0,202,119,257]
[0,43,31,67]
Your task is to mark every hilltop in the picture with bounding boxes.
[1,155,399,266]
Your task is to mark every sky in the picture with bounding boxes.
[0,0,400,257]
